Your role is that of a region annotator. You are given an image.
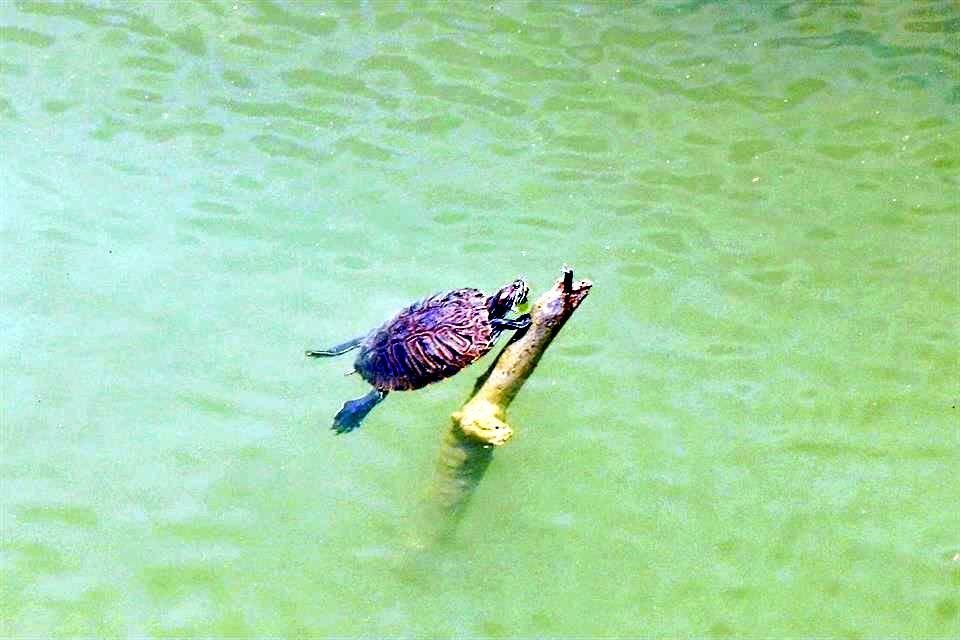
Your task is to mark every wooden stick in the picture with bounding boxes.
[415,267,592,544]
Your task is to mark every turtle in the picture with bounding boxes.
[307,278,531,434]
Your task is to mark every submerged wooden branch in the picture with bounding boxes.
[416,266,592,542]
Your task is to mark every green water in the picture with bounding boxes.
[2,0,958,636]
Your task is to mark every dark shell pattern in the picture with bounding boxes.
[354,288,495,391]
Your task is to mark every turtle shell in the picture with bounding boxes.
[354,288,495,391]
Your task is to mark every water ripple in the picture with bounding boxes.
[0,25,55,47]
[3,0,958,636]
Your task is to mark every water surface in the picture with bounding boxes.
[2,1,958,637]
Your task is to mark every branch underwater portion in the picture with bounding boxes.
[411,267,593,547]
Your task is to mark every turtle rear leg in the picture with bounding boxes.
[306,336,364,358]
[332,388,388,434]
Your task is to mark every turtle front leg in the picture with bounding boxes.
[306,336,364,358]
[491,314,532,331]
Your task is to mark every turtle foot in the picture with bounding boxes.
[331,388,387,434]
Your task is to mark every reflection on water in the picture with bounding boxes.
[2,0,958,637]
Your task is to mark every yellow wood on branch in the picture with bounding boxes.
[455,266,593,446]
[418,267,592,540]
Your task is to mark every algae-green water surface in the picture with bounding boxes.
[2,1,958,637]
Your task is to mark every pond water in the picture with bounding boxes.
[2,1,958,637]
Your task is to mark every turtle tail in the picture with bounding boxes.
[332,388,388,434]
[306,336,363,358]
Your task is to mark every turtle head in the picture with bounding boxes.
[488,278,529,319]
